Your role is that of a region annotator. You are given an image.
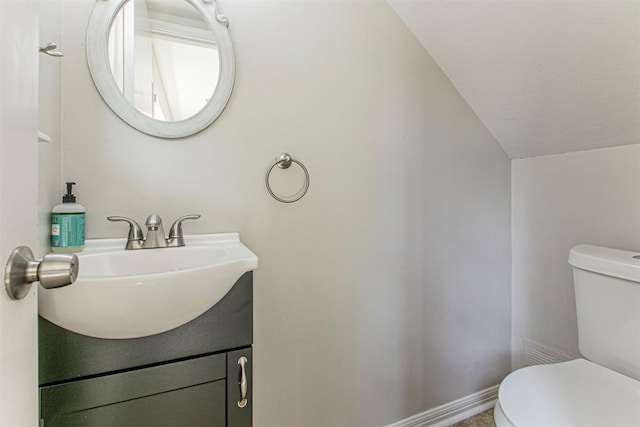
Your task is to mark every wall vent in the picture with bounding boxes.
[525,339,573,366]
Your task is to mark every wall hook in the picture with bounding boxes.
[39,42,64,57]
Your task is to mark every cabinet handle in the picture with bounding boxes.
[237,356,248,408]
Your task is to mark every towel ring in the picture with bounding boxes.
[265,153,310,203]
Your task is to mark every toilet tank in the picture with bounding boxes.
[569,245,640,381]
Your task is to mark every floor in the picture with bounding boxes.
[450,408,496,427]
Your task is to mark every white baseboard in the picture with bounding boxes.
[384,385,499,427]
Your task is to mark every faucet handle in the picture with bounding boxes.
[107,216,144,250]
[167,214,201,247]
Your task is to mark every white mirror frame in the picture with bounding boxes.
[86,0,235,139]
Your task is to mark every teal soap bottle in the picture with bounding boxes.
[51,182,86,253]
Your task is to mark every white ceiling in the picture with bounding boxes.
[387,0,640,159]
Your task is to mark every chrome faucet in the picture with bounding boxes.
[108,214,201,250]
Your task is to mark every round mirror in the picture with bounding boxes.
[87,0,235,138]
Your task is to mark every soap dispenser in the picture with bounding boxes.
[51,182,86,253]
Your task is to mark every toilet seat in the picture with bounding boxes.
[496,359,640,427]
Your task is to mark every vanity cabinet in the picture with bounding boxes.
[39,272,253,427]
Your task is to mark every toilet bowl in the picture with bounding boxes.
[495,245,640,427]
[494,359,640,427]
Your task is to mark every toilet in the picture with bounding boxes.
[494,245,640,427]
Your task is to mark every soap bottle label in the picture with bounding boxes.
[51,213,85,248]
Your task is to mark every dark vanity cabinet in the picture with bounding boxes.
[39,273,253,427]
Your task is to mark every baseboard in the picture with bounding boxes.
[384,385,499,427]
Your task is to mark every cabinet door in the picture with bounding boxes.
[227,348,252,427]
[45,380,226,427]
[41,353,227,426]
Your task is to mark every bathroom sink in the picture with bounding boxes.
[38,233,258,339]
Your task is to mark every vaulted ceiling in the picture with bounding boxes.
[387,0,640,159]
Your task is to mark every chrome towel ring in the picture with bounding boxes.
[265,153,310,203]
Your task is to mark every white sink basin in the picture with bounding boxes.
[38,233,258,339]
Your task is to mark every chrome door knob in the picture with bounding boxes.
[4,246,78,300]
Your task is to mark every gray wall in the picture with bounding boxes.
[511,144,640,370]
[59,0,511,425]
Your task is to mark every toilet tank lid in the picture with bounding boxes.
[569,244,640,283]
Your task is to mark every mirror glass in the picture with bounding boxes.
[108,0,219,122]
[87,0,235,138]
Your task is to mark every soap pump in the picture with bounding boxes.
[51,182,86,253]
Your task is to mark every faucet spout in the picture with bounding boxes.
[143,214,167,249]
